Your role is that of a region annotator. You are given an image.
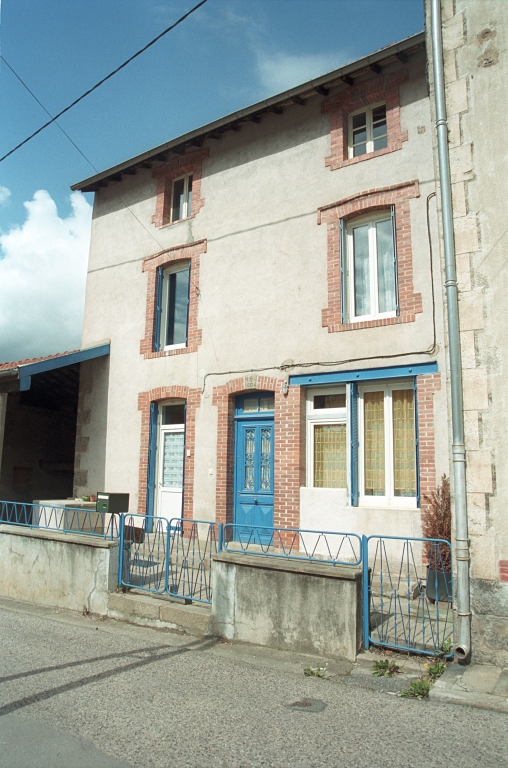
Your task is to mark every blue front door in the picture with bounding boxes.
[234,393,274,532]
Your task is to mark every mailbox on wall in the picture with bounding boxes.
[96,493,129,515]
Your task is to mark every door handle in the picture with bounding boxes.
[254,499,258,505]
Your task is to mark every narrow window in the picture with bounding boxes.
[159,263,190,349]
[349,104,387,158]
[171,174,193,222]
[307,388,347,489]
[347,213,397,322]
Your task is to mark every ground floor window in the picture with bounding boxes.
[306,380,418,507]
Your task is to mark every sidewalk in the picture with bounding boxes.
[429,662,508,713]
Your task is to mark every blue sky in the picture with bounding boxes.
[0,0,424,361]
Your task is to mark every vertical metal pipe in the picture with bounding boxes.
[430,0,471,661]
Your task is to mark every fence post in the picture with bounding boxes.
[362,535,370,650]
[118,514,125,587]
[218,523,224,553]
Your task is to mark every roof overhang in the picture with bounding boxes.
[0,343,110,394]
[72,32,425,193]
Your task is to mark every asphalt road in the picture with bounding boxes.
[0,599,507,768]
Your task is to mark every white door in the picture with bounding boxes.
[157,425,184,522]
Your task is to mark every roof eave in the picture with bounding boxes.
[71,32,425,193]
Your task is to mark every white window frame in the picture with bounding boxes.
[346,211,397,323]
[358,380,417,509]
[306,387,348,490]
[160,261,190,351]
[348,102,387,159]
[170,173,193,223]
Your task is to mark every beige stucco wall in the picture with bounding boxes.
[76,49,448,538]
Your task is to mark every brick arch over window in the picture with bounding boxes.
[137,385,201,517]
[322,70,408,171]
[140,239,206,358]
[318,181,423,333]
[152,148,209,227]
[212,376,305,528]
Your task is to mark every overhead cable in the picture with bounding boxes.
[0,0,208,163]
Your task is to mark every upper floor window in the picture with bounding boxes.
[349,104,387,158]
[171,174,193,222]
[346,212,397,322]
[158,262,190,350]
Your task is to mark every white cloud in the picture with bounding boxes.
[0,190,92,363]
[0,186,11,206]
[256,49,350,94]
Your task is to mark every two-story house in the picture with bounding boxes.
[71,32,449,552]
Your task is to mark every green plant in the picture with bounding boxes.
[426,661,446,681]
[372,659,400,677]
[439,637,453,656]
[400,678,431,699]
[303,665,329,679]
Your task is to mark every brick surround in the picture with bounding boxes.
[499,561,508,582]
[137,386,200,517]
[319,181,422,333]
[322,71,408,171]
[212,376,305,532]
[152,148,209,228]
[417,373,441,518]
[139,239,206,358]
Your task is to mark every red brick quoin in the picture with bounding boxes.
[417,373,441,520]
[152,148,209,228]
[499,561,508,582]
[137,386,200,517]
[322,70,408,171]
[319,181,422,333]
[139,239,206,359]
[212,376,305,536]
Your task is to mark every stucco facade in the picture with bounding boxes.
[74,36,450,549]
[425,0,508,665]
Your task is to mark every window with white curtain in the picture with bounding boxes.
[348,103,387,158]
[346,212,397,322]
[358,382,417,507]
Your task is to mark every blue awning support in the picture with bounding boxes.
[289,361,438,387]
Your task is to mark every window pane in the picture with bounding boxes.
[260,397,274,411]
[352,112,367,130]
[352,112,367,156]
[244,428,255,490]
[260,427,272,490]
[166,267,190,346]
[187,175,193,217]
[364,392,385,495]
[172,177,185,221]
[392,390,416,497]
[352,224,371,317]
[243,398,258,412]
[162,404,185,425]
[376,218,397,313]
[314,394,346,409]
[162,432,184,488]
[314,424,346,488]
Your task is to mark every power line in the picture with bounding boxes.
[0,0,208,164]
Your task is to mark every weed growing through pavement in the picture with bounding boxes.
[400,678,431,699]
[439,637,453,656]
[304,665,330,679]
[426,660,446,681]
[371,659,400,677]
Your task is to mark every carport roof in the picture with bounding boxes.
[0,343,110,392]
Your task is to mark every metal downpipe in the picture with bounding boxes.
[430,0,471,662]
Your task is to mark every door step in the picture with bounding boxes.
[108,590,211,636]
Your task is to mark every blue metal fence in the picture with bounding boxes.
[223,523,362,566]
[119,515,221,604]
[363,535,454,658]
[0,500,119,539]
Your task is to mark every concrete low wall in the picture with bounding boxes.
[0,525,119,615]
[211,552,363,660]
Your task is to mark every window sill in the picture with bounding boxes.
[156,214,196,230]
[358,498,418,510]
[164,343,186,351]
[327,313,418,333]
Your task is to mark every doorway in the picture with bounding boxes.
[234,393,274,531]
[156,401,185,522]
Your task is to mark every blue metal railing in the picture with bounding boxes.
[119,514,221,604]
[223,524,362,566]
[363,535,454,658]
[0,500,119,539]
